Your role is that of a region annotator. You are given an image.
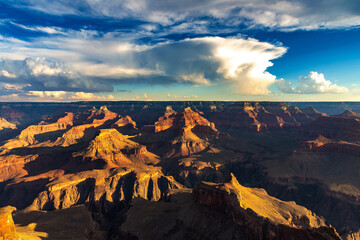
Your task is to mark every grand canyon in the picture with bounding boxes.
[0,101,359,239]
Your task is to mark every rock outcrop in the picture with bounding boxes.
[336,110,360,119]
[114,115,136,129]
[73,128,160,167]
[88,106,118,125]
[304,116,360,141]
[30,167,182,211]
[0,206,17,240]
[301,106,328,119]
[1,112,74,150]
[210,102,314,131]
[302,135,360,155]
[139,107,218,157]
[54,124,98,147]
[0,118,16,131]
[121,175,341,240]
[192,174,341,239]
[53,106,122,147]
[155,106,216,133]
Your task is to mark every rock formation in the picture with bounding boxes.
[87,106,118,125]
[113,115,136,129]
[121,174,341,240]
[1,102,360,239]
[139,106,218,157]
[0,206,17,240]
[1,112,74,150]
[304,116,360,141]
[0,118,16,131]
[30,167,182,211]
[73,128,160,167]
[210,102,315,131]
[155,106,216,133]
[301,106,328,119]
[336,110,360,119]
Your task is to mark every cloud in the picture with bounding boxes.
[0,70,16,78]
[132,37,286,94]
[277,71,349,94]
[70,92,115,100]
[0,35,286,95]
[9,21,65,35]
[27,90,67,98]
[22,91,115,101]
[167,93,199,99]
[0,57,113,93]
[10,0,360,31]
[0,94,20,101]
[133,93,152,101]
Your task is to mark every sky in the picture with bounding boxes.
[0,0,360,102]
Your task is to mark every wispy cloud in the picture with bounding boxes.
[9,0,360,31]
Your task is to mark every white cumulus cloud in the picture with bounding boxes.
[0,70,16,78]
[277,71,349,94]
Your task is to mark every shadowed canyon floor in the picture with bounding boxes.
[1,101,360,240]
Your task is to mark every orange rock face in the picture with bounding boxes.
[88,106,118,125]
[73,128,160,167]
[114,115,137,128]
[192,174,342,240]
[0,118,16,131]
[55,124,98,147]
[146,107,218,157]
[155,106,216,133]
[1,112,74,150]
[0,206,17,240]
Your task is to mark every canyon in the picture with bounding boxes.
[0,101,359,240]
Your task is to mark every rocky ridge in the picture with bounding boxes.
[120,174,341,240]
[0,118,16,131]
[210,102,322,131]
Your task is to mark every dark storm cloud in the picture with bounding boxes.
[0,58,113,94]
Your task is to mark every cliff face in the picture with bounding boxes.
[1,112,74,150]
[155,106,216,133]
[54,106,125,147]
[210,102,316,131]
[88,106,118,125]
[73,128,160,167]
[54,123,98,147]
[114,115,136,128]
[0,154,38,181]
[0,206,17,240]
[305,116,360,141]
[192,174,341,240]
[0,118,16,131]
[336,110,360,119]
[302,136,360,155]
[165,127,210,157]
[120,175,341,240]
[30,167,182,211]
[141,107,218,157]
[301,106,328,119]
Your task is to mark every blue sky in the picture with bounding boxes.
[0,0,360,101]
